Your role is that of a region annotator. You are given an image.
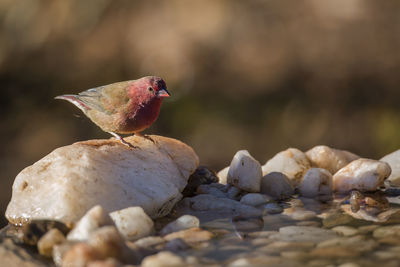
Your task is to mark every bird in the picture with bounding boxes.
[55,76,170,148]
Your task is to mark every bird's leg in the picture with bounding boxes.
[108,132,138,149]
[135,132,156,144]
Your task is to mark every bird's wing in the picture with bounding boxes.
[77,81,131,114]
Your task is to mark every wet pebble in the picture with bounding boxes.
[61,243,102,267]
[296,221,321,227]
[134,236,165,249]
[373,225,400,239]
[141,251,186,267]
[217,166,229,185]
[165,238,190,252]
[263,202,284,214]
[310,246,360,258]
[262,148,311,187]
[317,235,378,253]
[182,166,219,197]
[260,172,294,200]
[306,145,359,174]
[196,184,227,198]
[227,150,262,192]
[240,193,272,206]
[280,250,309,261]
[331,226,359,237]
[270,226,337,243]
[160,215,200,236]
[380,149,400,186]
[37,228,66,258]
[228,255,282,267]
[226,186,242,200]
[299,168,332,199]
[333,159,391,193]
[67,205,114,242]
[163,227,213,244]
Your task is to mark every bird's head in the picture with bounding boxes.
[128,76,170,104]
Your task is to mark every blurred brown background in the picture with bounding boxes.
[1,0,400,226]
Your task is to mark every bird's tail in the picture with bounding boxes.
[55,95,90,112]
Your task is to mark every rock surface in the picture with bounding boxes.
[333,159,391,193]
[6,135,199,224]
[299,168,332,199]
[260,172,294,200]
[380,149,400,186]
[262,148,311,186]
[227,150,262,192]
[306,145,359,174]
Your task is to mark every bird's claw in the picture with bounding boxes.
[108,132,139,149]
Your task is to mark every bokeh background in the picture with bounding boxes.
[1,0,400,226]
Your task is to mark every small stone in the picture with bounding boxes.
[317,235,378,253]
[270,226,337,243]
[331,226,359,237]
[246,231,278,239]
[109,206,154,241]
[87,258,122,267]
[196,184,227,198]
[88,226,138,264]
[217,166,229,184]
[67,205,114,242]
[240,193,272,206]
[283,208,317,221]
[160,215,200,236]
[357,225,379,234]
[373,251,399,260]
[299,168,332,199]
[296,221,321,227]
[226,186,242,200]
[181,166,219,197]
[134,236,166,248]
[164,238,190,252]
[310,246,360,258]
[264,241,315,251]
[53,242,75,266]
[179,194,263,217]
[263,202,284,214]
[380,149,400,186]
[164,228,213,244]
[21,219,69,246]
[337,263,360,267]
[228,256,282,267]
[260,172,294,200]
[280,251,309,261]
[141,251,186,267]
[262,148,311,187]
[322,212,359,228]
[227,150,262,192]
[231,215,264,236]
[306,145,359,174]
[37,228,66,258]
[373,225,400,239]
[61,243,102,267]
[332,158,391,193]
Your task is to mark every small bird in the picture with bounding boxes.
[55,76,170,147]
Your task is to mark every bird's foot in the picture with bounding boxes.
[136,133,156,144]
[108,132,139,149]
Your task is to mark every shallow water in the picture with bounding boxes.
[175,193,400,267]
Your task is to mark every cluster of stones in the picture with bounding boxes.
[3,137,400,266]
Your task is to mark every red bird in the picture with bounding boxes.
[55,76,170,147]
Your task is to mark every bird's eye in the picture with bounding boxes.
[148,87,154,92]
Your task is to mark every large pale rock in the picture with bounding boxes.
[6,135,199,225]
[227,150,262,192]
[306,145,359,174]
[332,159,391,193]
[262,148,311,187]
[380,149,400,186]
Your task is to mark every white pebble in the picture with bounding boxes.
[160,215,200,236]
[227,150,262,192]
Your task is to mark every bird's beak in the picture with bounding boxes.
[157,88,170,98]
